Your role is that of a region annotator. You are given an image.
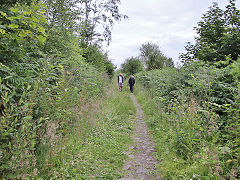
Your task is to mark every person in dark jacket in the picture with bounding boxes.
[128,75,135,93]
[118,73,124,91]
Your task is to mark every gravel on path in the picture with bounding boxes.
[120,94,161,180]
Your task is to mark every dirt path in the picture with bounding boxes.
[120,94,160,180]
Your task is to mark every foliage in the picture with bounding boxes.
[105,59,115,78]
[0,0,116,177]
[180,0,240,65]
[39,83,135,179]
[0,0,34,9]
[0,57,107,177]
[121,56,143,75]
[42,0,115,74]
[135,59,240,179]
[79,0,128,46]
[139,42,174,70]
[83,45,115,76]
[0,2,47,113]
[42,0,80,30]
[42,0,83,65]
[0,2,47,65]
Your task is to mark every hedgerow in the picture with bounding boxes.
[135,59,240,179]
[0,1,111,178]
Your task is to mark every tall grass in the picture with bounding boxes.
[0,60,106,178]
[37,79,136,179]
[135,60,240,179]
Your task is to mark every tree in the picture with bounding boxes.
[0,0,34,9]
[139,42,174,70]
[42,0,82,61]
[180,0,240,66]
[0,2,47,65]
[41,0,115,80]
[43,0,80,30]
[79,0,128,47]
[121,57,143,75]
[105,59,115,78]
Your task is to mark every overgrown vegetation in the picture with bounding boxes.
[1,0,239,178]
[37,83,136,179]
[133,1,240,178]
[0,0,125,178]
[139,42,174,70]
[121,57,143,76]
[121,42,174,75]
[180,0,240,65]
[135,59,239,178]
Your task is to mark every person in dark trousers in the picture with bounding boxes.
[128,75,135,93]
[118,73,124,91]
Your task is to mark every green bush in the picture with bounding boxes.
[0,2,109,177]
[135,59,240,179]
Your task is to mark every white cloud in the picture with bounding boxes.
[105,0,240,68]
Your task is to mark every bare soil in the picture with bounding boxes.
[120,94,161,180]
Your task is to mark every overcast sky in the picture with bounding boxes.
[105,0,240,68]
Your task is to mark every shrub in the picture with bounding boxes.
[135,59,240,178]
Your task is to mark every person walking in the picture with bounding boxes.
[118,73,124,91]
[128,75,135,93]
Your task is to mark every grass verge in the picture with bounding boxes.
[38,83,136,179]
[135,86,223,179]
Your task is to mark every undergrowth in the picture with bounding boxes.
[135,60,240,179]
[136,88,218,179]
[38,82,136,179]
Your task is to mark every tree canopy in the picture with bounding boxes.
[180,0,240,66]
[139,42,174,70]
[79,0,128,47]
[121,57,143,75]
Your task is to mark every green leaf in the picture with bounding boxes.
[10,8,19,13]
[23,116,33,121]
[0,11,7,17]
[38,26,45,34]
[23,11,31,15]
[0,29,6,35]
[22,21,27,25]
[16,15,23,19]
[27,85,31,90]
[0,25,6,29]
[220,146,231,154]
[40,10,45,14]
[9,23,19,29]
[19,32,26,38]
[37,35,46,43]
[30,23,37,28]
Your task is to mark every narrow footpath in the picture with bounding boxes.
[120,94,160,180]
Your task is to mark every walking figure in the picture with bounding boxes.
[128,75,135,93]
[118,73,124,91]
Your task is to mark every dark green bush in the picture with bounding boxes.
[0,1,109,177]
[136,58,240,178]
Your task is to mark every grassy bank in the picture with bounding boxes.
[135,87,210,179]
[134,61,239,179]
[135,84,239,179]
[38,83,136,179]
